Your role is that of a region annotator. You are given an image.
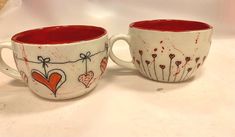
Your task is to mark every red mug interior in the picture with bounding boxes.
[12,25,107,44]
[130,19,212,32]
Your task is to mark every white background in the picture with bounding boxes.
[0,0,235,40]
[0,1,235,137]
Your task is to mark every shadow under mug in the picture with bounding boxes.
[0,25,108,100]
[109,19,213,82]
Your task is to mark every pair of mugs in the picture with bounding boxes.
[0,19,213,100]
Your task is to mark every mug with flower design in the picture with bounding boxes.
[109,19,213,82]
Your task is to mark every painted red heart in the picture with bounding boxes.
[32,71,62,95]
[78,71,94,88]
[100,57,108,74]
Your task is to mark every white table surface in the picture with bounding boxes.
[0,38,235,137]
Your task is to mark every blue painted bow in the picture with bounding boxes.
[37,56,50,68]
[80,51,91,62]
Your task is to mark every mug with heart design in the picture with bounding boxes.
[109,19,213,82]
[0,25,108,100]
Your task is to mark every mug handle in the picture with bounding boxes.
[0,42,21,79]
[109,34,135,69]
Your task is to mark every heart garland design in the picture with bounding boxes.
[31,69,66,97]
[100,57,108,74]
[78,71,94,88]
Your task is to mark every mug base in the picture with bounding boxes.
[139,71,195,83]
[29,84,97,100]
[152,76,195,83]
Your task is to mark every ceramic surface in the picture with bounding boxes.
[0,26,108,100]
[109,20,213,82]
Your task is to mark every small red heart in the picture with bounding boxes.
[159,65,166,69]
[169,54,175,59]
[152,54,157,58]
[32,71,62,95]
[78,71,94,88]
[100,57,108,74]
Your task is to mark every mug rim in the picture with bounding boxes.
[11,25,107,46]
[129,19,213,32]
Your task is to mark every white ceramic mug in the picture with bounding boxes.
[0,25,108,100]
[110,19,213,82]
